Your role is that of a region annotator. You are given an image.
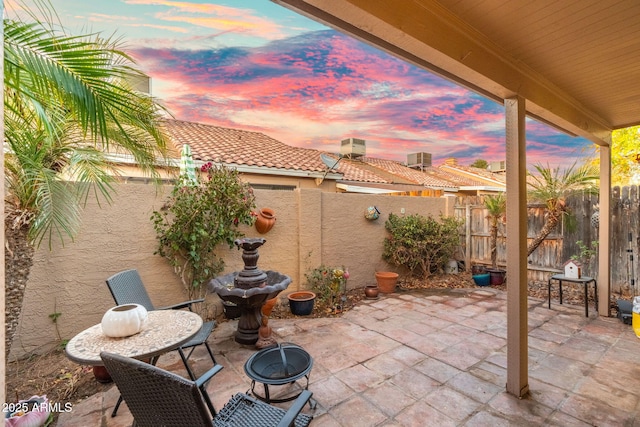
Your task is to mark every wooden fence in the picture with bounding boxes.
[454,185,640,293]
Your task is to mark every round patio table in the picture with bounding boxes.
[65,310,202,366]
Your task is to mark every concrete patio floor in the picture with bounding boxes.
[57,288,640,426]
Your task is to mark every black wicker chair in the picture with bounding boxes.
[106,269,217,380]
[106,269,218,417]
[100,352,313,427]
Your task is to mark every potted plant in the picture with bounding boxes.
[483,193,507,285]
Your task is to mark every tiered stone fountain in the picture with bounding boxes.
[208,238,290,345]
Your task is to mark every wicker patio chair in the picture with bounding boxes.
[100,352,313,427]
[106,269,217,380]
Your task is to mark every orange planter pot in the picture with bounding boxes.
[375,272,399,294]
[255,208,276,234]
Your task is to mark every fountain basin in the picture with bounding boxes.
[209,270,291,344]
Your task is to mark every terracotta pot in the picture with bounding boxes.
[364,284,379,299]
[288,291,316,315]
[255,208,276,234]
[92,366,113,383]
[375,272,399,294]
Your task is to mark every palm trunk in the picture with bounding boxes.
[490,223,498,268]
[527,211,562,256]
[5,218,34,357]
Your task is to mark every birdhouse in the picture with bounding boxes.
[563,260,582,279]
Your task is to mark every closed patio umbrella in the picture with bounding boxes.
[179,143,198,186]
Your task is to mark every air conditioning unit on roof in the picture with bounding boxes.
[407,152,432,170]
[488,160,506,172]
[340,138,366,159]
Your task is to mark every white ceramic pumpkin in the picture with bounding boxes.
[101,304,148,338]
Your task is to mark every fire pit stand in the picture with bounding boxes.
[243,343,314,406]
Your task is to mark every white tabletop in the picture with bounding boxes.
[65,310,203,365]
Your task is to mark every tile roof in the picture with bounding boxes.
[362,157,459,189]
[330,157,390,183]
[438,164,507,187]
[160,119,504,191]
[162,119,327,173]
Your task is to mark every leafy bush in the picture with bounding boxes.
[570,240,598,276]
[383,213,462,278]
[305,265,348,307]
[151,163,256,298]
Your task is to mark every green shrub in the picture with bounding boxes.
[383,213,462,278]
[305,265,348,306]
[151,163,256,298]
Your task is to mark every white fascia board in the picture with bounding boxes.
[459,186,506,192]
[336,183,405,194]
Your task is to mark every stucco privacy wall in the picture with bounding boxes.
[10,183,450,359]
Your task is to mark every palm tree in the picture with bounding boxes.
[4,3,169,354]
[484,192,506,269]
[526,163,599,256]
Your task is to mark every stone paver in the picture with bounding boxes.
[57,288,640,426]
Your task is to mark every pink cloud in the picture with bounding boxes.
[132,29,592,168]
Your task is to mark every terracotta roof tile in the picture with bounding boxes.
[438,164,506,187]
[161,119,501,191]
[162,119,327,173]
[362,157,459,189]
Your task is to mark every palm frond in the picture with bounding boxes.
[4,2,170,247]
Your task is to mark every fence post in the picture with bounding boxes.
[465,204,471,271]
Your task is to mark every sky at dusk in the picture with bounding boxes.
[10,0,597,168]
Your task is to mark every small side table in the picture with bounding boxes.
[547,274,598,317]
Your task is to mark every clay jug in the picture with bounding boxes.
[364,284,379,299]
[255,208,276,234]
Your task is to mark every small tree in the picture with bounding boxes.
[570,240,599,277]
[471,159,488,169]
[151,163,256,299]
[383,213,462,278]
[484,193,506,269]
[527,163,599,256]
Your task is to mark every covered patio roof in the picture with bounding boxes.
[272,0,639,398]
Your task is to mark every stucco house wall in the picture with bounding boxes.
[9,182,451,360]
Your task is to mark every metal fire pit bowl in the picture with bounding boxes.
[244,343,313,404]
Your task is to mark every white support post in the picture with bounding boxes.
[598,141,611,316]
